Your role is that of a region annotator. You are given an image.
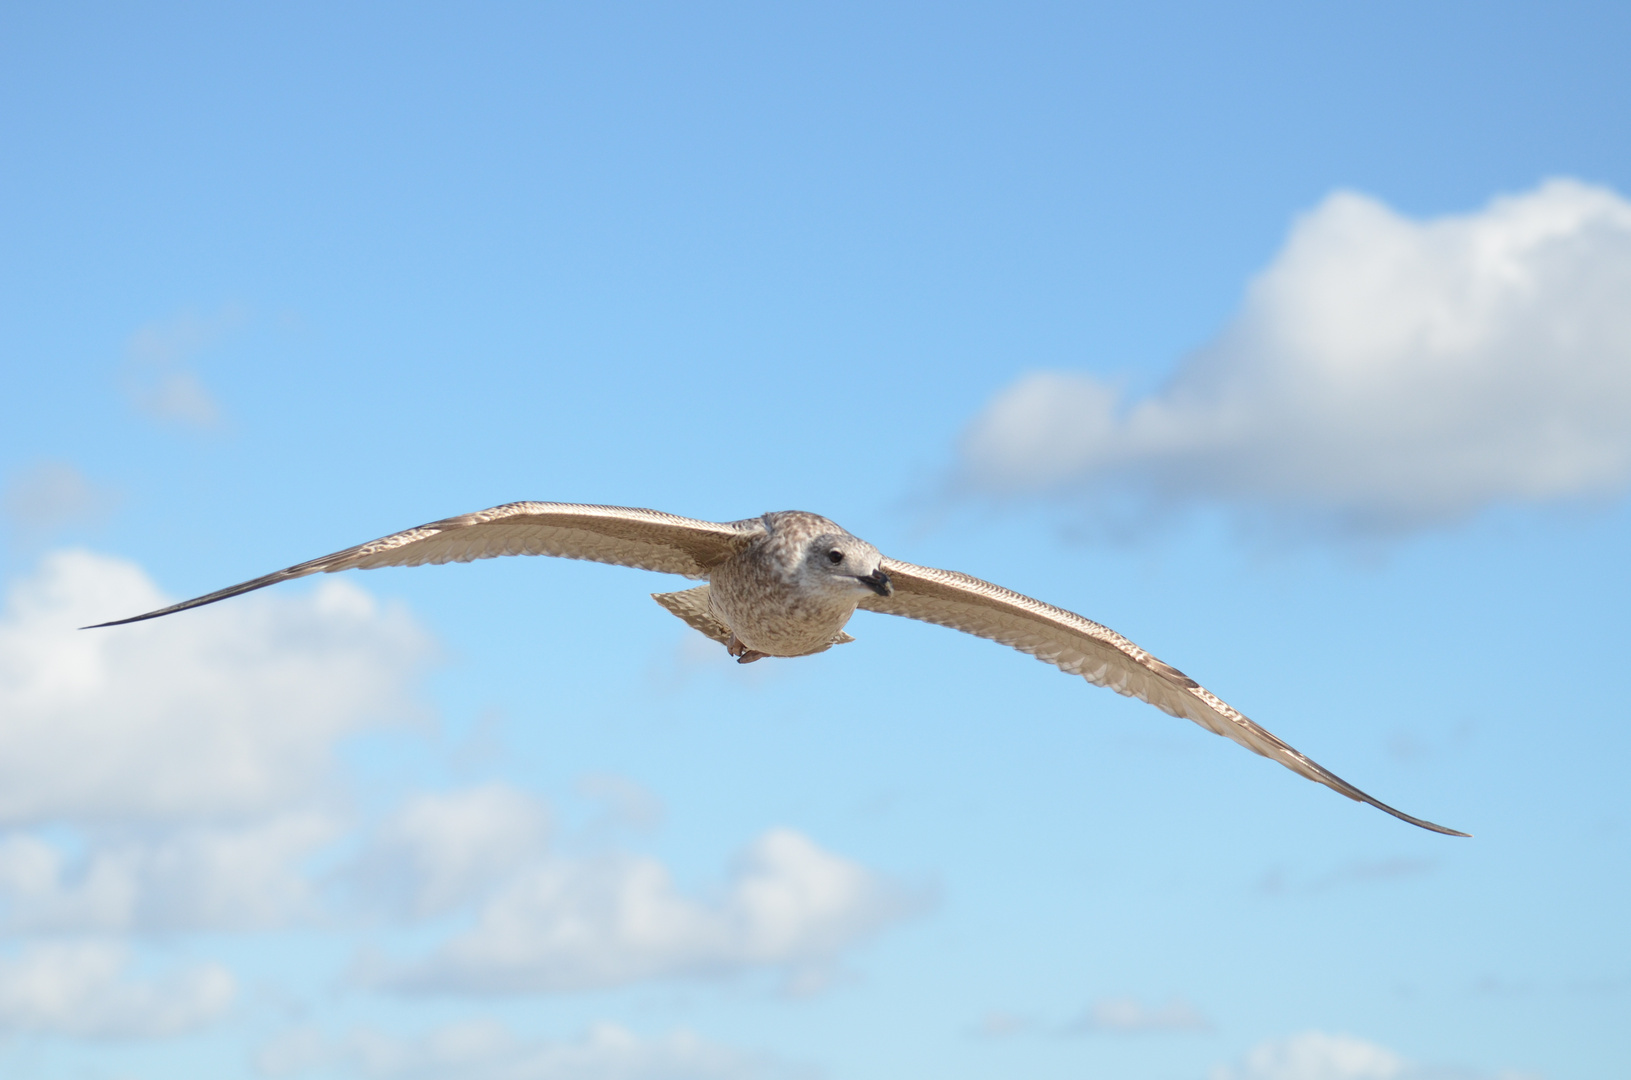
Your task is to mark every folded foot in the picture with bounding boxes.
[726,634,769,664]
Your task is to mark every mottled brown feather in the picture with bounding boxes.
[652,584,854,650]
[86,502,763,627]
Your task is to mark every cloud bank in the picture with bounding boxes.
[346,784,555,920]
[0,550,432,824]
[0,550,436,1042]
[0,814,337,934]
[0,942,233,1039]
[961,178,1631,533]
[0,551,920,1067]
[368,810,920,995]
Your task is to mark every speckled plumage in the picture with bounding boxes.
[88,501,1467,837]
[706,511,885,658]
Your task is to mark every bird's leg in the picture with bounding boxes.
[726,634,769,664]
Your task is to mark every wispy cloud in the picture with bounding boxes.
[1209,1031,1542,1080]
[960,178,1631,536]
[3,461,114,539]
[577,772,666,836]
[123,305,246,429]
[344,784,553,921]
[1257,858,1438,897]
[1066,995,1210,1034]
[1385,721,1476,765]
[0,942,233,1039]
[969,1009,1031,1038]
[1211,1032,1404,1080]
[970,997,1210,1040]
[255,1019,801,1080]
[1470,974,1536,998]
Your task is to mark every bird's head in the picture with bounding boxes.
[801,530,892,599]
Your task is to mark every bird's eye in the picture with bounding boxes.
[827,549,844,564]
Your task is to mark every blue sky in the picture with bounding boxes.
[2,4,1629,1078]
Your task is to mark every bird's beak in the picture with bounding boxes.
[857,568,893,597]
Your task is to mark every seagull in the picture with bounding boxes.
[88,502,1467,836]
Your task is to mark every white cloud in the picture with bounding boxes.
[0,941,233,1039]
[0,550,433,823]
[375,827,920,995]
[1211,1032,1405,1080]
[256,1019,792,1080]
[0,549,436,1047]
[1209,1032,1542,1080]
[347,784,552,920]
[0,552,917,1040]
[0,814,337,933]
[1070,995,1209,1033]
[124,305,244,429]
[961,178,1631,533]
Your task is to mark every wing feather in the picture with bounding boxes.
[651,585,736,647]
[87,502,763,628]
[859,558,1468,837]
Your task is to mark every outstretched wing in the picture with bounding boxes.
[88,502,764,628]
[859,558,1467,836]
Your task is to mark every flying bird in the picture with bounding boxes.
[88,502,1467,836]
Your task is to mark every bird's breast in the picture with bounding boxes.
[707,557,855,657]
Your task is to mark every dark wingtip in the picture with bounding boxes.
[1282,756,1474,836]
[1310,757,1471,837]
[75,566,303,630]
[1375,802,1471,838]
[81,609,171,630]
